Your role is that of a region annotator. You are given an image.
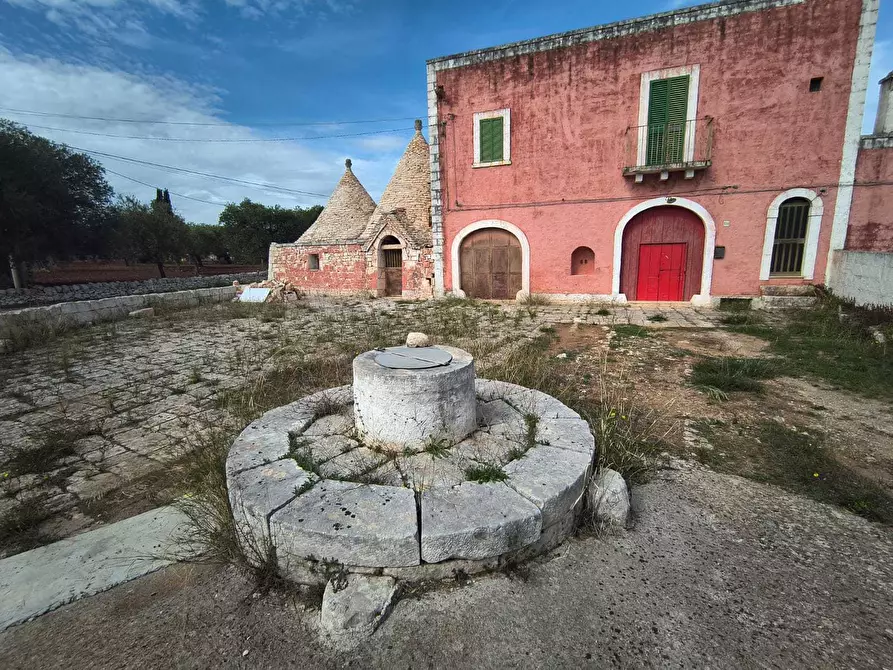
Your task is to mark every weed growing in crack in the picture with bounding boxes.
[423,436,451,459]
[0,496,54,556]
[287,433,321,476]
[4,419,104,477]
[465,463,508,483]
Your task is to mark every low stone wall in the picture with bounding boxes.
[0,272,263,309]
[0,285,238,342]
[828,250,893,306]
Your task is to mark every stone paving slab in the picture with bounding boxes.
[420,482,542,563]
[503,446,592,527]
[0,506,191,632]
[272,481,420,569]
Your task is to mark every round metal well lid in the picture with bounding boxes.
[375,346,453,369]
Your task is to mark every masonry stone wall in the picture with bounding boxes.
[270,243,370,293]
[828,250,893,306]
[0,286,238,341]
[270,242,434,298]
[0,272,263,310]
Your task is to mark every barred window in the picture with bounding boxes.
[769,198,810,276]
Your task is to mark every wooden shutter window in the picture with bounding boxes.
[646,75,690,165]
[479,117,504,163]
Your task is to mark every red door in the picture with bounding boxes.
[636,243,686,301]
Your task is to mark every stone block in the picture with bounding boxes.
[420,482,541,562]
[536,418,595,456]
[228,459,311,554]
[475,379,580,420]
[297,435,360,464]
[396,453,465,490]
[587,468,630,526]
[503,446,591,527]
[272,481,419,569]
[320,574,398,639]
[477,398,522,428]
[225,403,316,476]
[302,411,354,437]
[318,447,387,480]
[452,431,518,465]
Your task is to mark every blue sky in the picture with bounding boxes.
[0,0,890,223]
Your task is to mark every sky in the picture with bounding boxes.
[0,0,890,224]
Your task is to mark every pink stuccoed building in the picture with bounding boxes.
[425,0,891,304]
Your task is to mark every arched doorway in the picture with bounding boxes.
[459,228,522,299]
[380,235,403,296]
[620,206,705,301]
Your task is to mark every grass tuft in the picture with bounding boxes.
[690,357,778,396]
[465,462,508,483]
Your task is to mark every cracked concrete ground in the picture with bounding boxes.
[0,466,889,669]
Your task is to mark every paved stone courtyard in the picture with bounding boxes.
[0,297,722,557]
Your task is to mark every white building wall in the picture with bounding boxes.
[828,250,893,306]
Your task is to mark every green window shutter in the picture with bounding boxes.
[648,79,669,126]
[667,76,689,125]
[479,117,504,163]
[647,75,689,165]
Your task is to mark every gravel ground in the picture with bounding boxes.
[2,464,891,669]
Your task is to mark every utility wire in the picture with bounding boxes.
[23,123,421,143]
[69,144,330,198]
[0,107,420,127]
[103,168,231,207]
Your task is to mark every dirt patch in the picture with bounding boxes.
[549,322,893,518]
[661,328,771,359]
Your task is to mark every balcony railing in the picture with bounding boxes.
[623,117,714,181]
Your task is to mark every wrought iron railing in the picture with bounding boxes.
[624,117,714,173]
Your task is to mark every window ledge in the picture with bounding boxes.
[473,160,512,168]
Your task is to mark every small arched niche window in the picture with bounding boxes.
[571,246,595,275]
[307,253,320,271]
[769,198,810,276]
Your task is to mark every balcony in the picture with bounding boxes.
[623,117,714,182]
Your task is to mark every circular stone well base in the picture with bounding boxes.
[226,380,595,583]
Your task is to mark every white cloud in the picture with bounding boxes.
[0,48,403,222]
[2,0,356,23]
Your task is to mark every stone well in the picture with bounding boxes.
[353,345,476,451]
[226,344,595,583]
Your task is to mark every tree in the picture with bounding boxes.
[185,223,231,267]
[0,119,113,287]
[110,196,188,278]
[219,199,322,264]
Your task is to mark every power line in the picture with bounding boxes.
[103,168,231,207]
[23,123,421,143]
[0,107,420,128]
[69,144,330,198]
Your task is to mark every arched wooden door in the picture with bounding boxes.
[459,229,522,299]
[620,206,704,301]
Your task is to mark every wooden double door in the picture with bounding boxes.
[459,229,522,299]
[620,206,704,301]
